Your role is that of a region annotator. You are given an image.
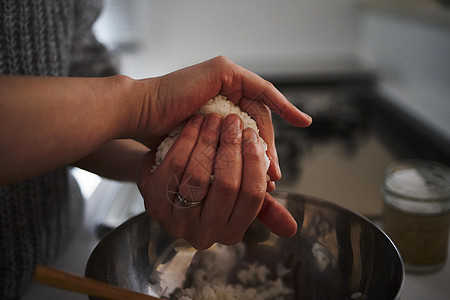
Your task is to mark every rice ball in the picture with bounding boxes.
[152,95,270,174]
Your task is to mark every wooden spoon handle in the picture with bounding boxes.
[33,265,160,300]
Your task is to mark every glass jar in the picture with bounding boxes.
[381,159,450,273]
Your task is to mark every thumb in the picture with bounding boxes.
[257,193,297,238]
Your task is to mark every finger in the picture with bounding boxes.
[239,98,281,181]
[138,152,160,214]
[174,114,222,233]
[199,114,243,243]
[226,128,266,244]
[211,56,311,127]
[178,113,222,202]
[257,87,312,128]
[257,193,297,237]
[150,115,204,236]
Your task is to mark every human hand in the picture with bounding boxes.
[134,56,311,182]
[137,112,293,250]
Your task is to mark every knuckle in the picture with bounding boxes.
[169,156,187,174]
[243,137,264,157]
[260,104,272,118]
[244,182,267,200]
[179,131,199,145]
[222,135,241,148]
[212,55,230,67]
[265,79,275,89]
[198,134,219,152]
[249,189,266,205]
[221,131,242,148]
[244,143,264,161]
[199,131,216,144]
[215,177,240,194]
[182,171,205,186]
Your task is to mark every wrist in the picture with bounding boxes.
[105,75,139,139]
[117,76,160,140]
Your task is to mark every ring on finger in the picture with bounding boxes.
[176,192,203,208]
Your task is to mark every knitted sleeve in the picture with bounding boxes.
[0,0,113,299]
[69,0,119,77]
[0,169,84,299]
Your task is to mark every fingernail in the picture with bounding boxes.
[266,180,276,192]
[302,111,312,123]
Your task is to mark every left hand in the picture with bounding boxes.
[133,56,311,182]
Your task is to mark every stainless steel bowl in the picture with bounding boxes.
[85,192,404,299]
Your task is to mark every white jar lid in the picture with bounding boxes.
[383,159,450,202]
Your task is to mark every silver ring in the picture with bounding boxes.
[176,192,202,207]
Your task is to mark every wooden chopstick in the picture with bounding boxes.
[33,265,160,300]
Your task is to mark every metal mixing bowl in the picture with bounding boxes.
[85,192,404,299]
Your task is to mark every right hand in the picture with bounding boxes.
[137,112,289,250]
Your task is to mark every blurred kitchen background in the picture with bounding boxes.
[79,0,450,219]
[25,0,450,299]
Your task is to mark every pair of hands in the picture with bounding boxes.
[135,56,311,250]
[0,55,309,250]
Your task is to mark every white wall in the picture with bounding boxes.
[359,8,450,142]
[95,0,361,77]
[94,1,450,142]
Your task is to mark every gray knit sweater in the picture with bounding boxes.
[0,0,117,298]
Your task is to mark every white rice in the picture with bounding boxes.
[170,243,293,300]
[152,95,270,173]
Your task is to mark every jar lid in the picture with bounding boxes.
[383,159,450,201]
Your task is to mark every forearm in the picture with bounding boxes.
[0,75,145,184]
[74,139,150,182]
